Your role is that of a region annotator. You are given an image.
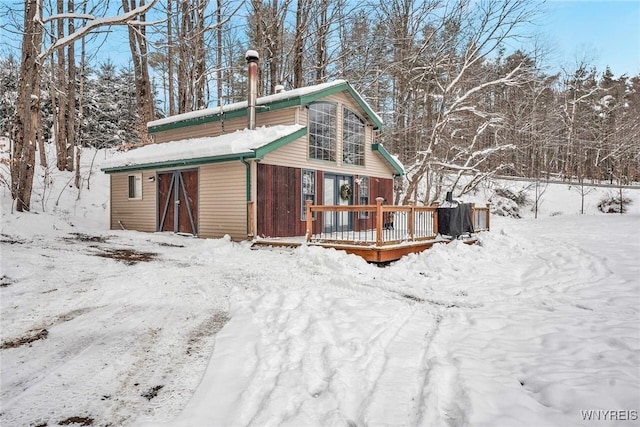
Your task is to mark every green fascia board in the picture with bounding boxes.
[148,108,248,134]
[253,127,308,158]
[102,152,256,174]
[296,82,384,130]
[149,81,383,134]
[372,143,404,176]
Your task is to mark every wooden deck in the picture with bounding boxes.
[252,236,478,263]
[252,198,490,263]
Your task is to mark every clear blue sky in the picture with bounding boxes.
[96,0,640,78]
[538,0,640,77]
[1,0,638,78]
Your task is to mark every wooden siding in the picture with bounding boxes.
[256,163,324,238]
[198,162,247,241]
[256,163,392,239]
[152,108,297,143]
[110,172,156,232]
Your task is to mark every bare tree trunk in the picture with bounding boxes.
[122,0,155,144]
[266,0,285,93]
[315,0,329,83]
[66,0,76,172]
[75,0,87,190]
[56,0,68,170]
[250,0,265,95]
[194,1,206,109]
[177,0,188,112]
[216,0,223,105]
[167,0,176,115]
[292,0,310,88]
[38,65,47,168]
[11,0,43,212]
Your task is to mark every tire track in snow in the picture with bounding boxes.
[228,246,478,426]
[361,307,442,426]
[1,303,155,425]
[222,271,439,427]
[411,310,472,427]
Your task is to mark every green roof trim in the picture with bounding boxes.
[102,152,256,174]
[372,143,404,176]
[254,127,308,158]
[148,108,248,134]
[148,81,383,134]
[298,83,384,130]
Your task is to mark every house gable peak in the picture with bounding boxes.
[147,80,383,134]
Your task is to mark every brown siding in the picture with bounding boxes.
[351,175,393,232]
[370,176,393,202]
[109,172,157,232]
[198,162,247,241]
[257,163,323,238]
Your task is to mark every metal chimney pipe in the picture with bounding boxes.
[246,50,259,130]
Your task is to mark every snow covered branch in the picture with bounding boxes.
[38,0,159,61]
[42,13,96,23]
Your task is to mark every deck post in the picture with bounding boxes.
[433,205,439,236]
[470,202,476,231]
[375,197,384,246]
[305,200,313,241]
[486,203,491,231]
[247,201,255,238]
[408,201,415,241]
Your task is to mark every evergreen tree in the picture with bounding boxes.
[82,61,123,148]
[0,54,20,138]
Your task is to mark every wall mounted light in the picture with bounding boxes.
[148,176,156,182]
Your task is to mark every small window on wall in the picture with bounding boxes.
[128,173,142,200]
[358,176,369,219]
[301,169,316,220]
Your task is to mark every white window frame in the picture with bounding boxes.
[343,108,365,166]
[128,173,143,200]
[301,169,317,220]
[357,176,370,219]
[308,102,337,162]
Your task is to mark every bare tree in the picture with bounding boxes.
[292,0,311,88]
[399,0,539,204]
[11,0,43,212]
[9,0,158,211]
[122,0,156,143]
[313,0,330,83]
[67,0,77,173]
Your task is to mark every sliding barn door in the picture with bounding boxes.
[157,170,198,235]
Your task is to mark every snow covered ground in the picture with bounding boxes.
[1,144,639,427]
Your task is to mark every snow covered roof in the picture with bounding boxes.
[101,125,305,173]
[147,80,384,133]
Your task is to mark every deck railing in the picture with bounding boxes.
[305,197,490,246]
[471,204,490,232]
